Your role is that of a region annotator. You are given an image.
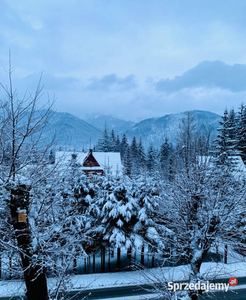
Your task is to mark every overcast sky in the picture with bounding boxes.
[1,0,246,121]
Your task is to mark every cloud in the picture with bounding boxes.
[22,73,79,91]
[85,74,136,91]
[156,61,246,94]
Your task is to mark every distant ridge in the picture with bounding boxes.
[86,114,134,134]
[41,110,221,150]
[42,111,102,150]
[125,110,221,148]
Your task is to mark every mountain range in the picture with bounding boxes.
[41,110,221,150]
[86,114,134,135]
[42,112,102,150]
[124,110,221,148]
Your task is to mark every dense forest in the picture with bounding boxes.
[1,83,246,300]
[96,105,246,177]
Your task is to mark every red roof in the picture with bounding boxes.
[83,150,100,167]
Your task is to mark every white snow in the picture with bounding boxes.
[1,260,246,297]
[55,151,122,176]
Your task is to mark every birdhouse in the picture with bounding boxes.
[17,208,27,223]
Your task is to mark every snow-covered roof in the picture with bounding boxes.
[197,155,246,177]
[55,151,122,176]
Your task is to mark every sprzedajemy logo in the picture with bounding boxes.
[168,278,238,293]
[229,277,238,286]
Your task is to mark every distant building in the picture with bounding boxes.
[197,155,246,178]
[55,149,122,176]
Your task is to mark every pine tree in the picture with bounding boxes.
[228,108,237,144]
[97,124,110,152]
[133,176,162,252]
[97,177,137,250]
[109,130,116,151]
[49,149,55,164]
[237,104,246,162]
[123,145,132,176]
[120,134,129,160]
[130,136,138,158]
[115,135,121,152]
[138,137,146,172]
[146,143,157,175]
[177,112,197,171]
[159,138,172,178]
[130,136,139,176]
[213,109,237,167]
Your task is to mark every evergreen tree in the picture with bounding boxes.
[138,137,146,172]
[237,104,246,162]
[49,149,55,164]
[159,138,172,178]
[97,124,110,152]
[177,112,197,171]
[130,136,139,176]
[115,135,121,152]
[97,177,137,249]
[228,108,237,144]
[146,143,157,175]
[213,109,237,167]
[123,145,132,176]
[133,176,162,251]
[109,130,116,151]
[130,136,138,158]
[120,134,129,160]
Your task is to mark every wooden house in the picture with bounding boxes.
[55,149,122,176]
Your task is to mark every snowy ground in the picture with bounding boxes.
[0,247,245,298]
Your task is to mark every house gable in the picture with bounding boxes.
[55,150,122,176]
[83,150,100,167]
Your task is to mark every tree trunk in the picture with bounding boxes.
[84,257,87,273]
[9,256,12,279]
[101,246,105,272]
[189,249,207,300]
[127,246,132,270]
[141,245,144,266]
[108,247,110,272]
[224,244,228,264]
[152,253,155,268]
[117,247,121,270]
[93,253,95,273]
[10,185,49,300]
[73,257,77,274]
[87,255,90,273]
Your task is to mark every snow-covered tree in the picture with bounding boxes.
[120,134,129,160]
[123,145,132,176]
[115,135,121,152]
[101,180,136,247]
[130,136,139,176]
[213,109,238,168]
[94,176,138,269]
[0,60,55,300]
[155,132,246,300]
[146,143,157,175]
[97,123,110,152]
[137,137,146,172]
[159,138,173,179]
[177,112,198,172]
[237,103,246,162]
[132,176,162,253]
[109,129,116,151]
